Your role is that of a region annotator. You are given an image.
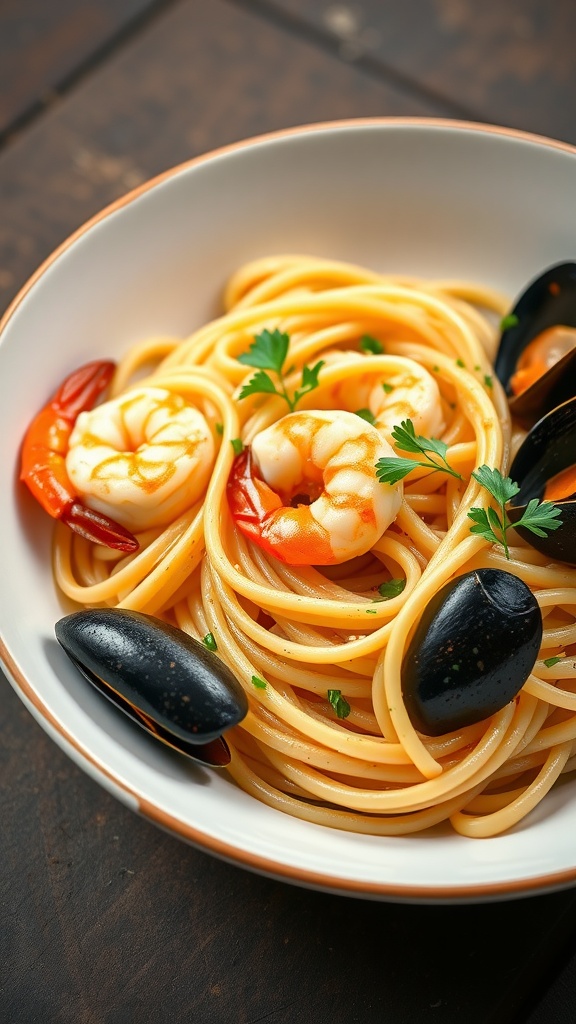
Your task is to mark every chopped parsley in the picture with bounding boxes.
[500,313,519,332]
[251,675,267,689]
[355,407,377,425]
[376,578,406,600]
[359,335,384,355]
[327,689,351,719]
[202,632,218,652]
[231,437,244,456]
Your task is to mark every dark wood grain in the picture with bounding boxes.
[0,0,168,138]
[0,0,452,317]
[262,0,576,143]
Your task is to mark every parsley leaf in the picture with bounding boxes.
[377,578,406,600]
[231,437,244,455]
[327,689,351,719]
[202,632,218,652]
[515,497,563,537]
[472,465,519,505]
[544,654,565,668]
[382,382,394,394]
[392,420,452,462]
[238,328,289,373]
[468,507,502,548]
[359,335,384,354]
[293,360,325,407]
[500,313,519,332]
[239,369,279,400]
[469,465,563,559]
[375,419,462,486]
[375,456,420,485]
[251,675,267,689]
[355,407,377,425]
[238,329,323,412]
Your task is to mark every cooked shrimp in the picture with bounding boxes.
[66,387,215,532]
[20,361,139,551]
[227,410,402,565]
[321,354,445,442]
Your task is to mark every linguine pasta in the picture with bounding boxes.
[52,255,576,838]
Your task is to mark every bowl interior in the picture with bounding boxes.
[2,120,576,901]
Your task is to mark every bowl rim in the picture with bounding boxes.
[3,115,576,902]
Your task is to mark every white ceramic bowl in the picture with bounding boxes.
[2,119,576,903]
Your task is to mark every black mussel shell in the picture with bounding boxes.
[495,262,576,427]
[507,396,576,566]
[402,569,542,736]
[55,608,248,765]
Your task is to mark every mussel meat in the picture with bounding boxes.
[495,262,576,427]
[507,396,576,566]
[401,569,542,736]
[55,608,249,766]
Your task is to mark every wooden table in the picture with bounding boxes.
[2,3,576,1021]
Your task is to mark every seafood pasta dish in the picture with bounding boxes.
[19,254,576,839]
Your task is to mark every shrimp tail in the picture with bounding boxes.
[20,360,139,553]
[52,360,116,420]
[226,447,283,550]
[62,503,140,552]
[226,446,333,564]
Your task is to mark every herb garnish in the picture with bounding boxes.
[375,419,462,486]
[355,407,377,425]
[231,437,244,456]
[544,655,565,668]
[375,578,406,601]
[202,632,218,652]
[327,689,351,719]
[238,328,324,412]
[500,313,519,331]
[382,382,394,394]
[251,675,267,689]
[468,465,563,559]
[359,335,384,355]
